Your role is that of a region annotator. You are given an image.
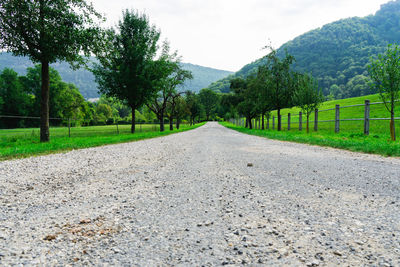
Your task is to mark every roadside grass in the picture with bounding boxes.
[221,122,400,157]
[267,93,400,136]
[222,93,400,157]
[0,123,205,160]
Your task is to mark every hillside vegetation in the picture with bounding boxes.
[0,53,232,99]
[209,0,400,99]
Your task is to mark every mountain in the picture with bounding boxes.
[208,0,400,99]
[0,53,233,99]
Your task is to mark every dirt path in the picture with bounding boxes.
[0,122,399,266]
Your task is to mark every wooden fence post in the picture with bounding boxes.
[335,104,340,133]
[288,113,291,131]
[272,116,275,130]
[314,109,318,132]
[299,112,302,131]
[258,118,260,129]
[267,117,270,130]
[364,100,370,135]
[68,118,71,138]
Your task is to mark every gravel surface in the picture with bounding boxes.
[1,122,399,266]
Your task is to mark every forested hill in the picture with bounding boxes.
[0,53,233,99]
[208,0,400,99]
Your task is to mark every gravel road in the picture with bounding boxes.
[1,122,399,266]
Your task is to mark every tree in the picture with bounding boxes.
[166,92,184,131]
[147,44,192,132]
[58,83,86,123]
[0,68,30,128]
[253,65,275,130]
[292,73,325,133]
[92,10,160,133]
[368,44,400,141]
[174,96,188,129]
[95,103,113,125]
[230,77,259,129]
[186,91,201,125]
[0,0,103,142]
[199,88,219,121]
[264,48,296,131]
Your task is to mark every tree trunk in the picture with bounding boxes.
[169,116,173,131]
[277,108,282,131]
[245,118,249,128]
[131,108,136,133]
[390,111,396,141]
[206,113,210,121]
[306,113,310,134]
[40,61,50,142]
[160,111,165,132]
[176,118,180,129]
[248,117,253,129]
[262,113,265,130]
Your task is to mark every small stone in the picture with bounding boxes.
[80,219,91,224]
[333,250,343,256]
[247,163,253,167]
[43,235,56,241]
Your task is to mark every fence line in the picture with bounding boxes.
[229,99,400,136]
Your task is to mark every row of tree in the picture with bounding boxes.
[0,65,222,129]
[0,1,198,141]
[226,48,324,133]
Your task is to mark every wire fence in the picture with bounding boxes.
[229,99,400,137]
[0,114,187,139]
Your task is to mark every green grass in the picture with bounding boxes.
[0,123,205,160]
[222,93,400,157]
[263,93,400,135]
[221,122,400,157]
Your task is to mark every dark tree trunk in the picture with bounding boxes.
[131,108,136,133]
[245,118,249,128]
[306,113,310,134]
[206,113,210,121]
[277,108,282,131]
[248,117,253,129]
[169,117,173,131]
[176,118,180,129]
[390,110,396,141]
[262,113,265,130]
[160,111,165,132]
[40,61,50,142]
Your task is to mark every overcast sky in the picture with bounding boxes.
[92,0,389,72]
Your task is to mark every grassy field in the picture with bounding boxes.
[223,93,400,157]
[244,93,400,136]
[0,123,205,160]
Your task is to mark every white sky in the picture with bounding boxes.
[92,0,389,72]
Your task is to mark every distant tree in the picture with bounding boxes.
[230,77,259,129]
[199,88,219,121]
[264,48,297,131]
[368,44,400,141]
[0,0,103,142]
[174,96,188,129]
[292,73,325,133]
[147,44,192,131]
[92,10,160,133]
[0,68,30,128]
[58,83,86,123]
[186,91,201,125]
[166,92,184,130]
[95,103,113,125]
[253,65,275,130]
